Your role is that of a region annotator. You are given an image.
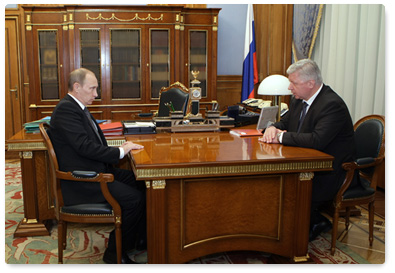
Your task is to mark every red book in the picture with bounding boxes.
[229,129,263,137]
[99,121,123,131]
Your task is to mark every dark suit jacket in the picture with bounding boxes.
[50,94,120,205]
[273,84,356,202]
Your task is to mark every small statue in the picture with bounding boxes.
[191,70,201,86]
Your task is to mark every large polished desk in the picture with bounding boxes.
[7,128,333,263]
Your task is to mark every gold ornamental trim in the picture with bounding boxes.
[8,139,123,151]
[136,161,332,179]
[86,13,164,22]
[22,218,38,224]
[107,139,125,147]
[293,254,310,263]
[7,142,45,151]
[152,180,166,189]
[299,172,314,181]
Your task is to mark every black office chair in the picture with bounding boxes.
[39,123,122,264]
[157,82,190,117]
[138,82,190,118]
[330,115,385,255]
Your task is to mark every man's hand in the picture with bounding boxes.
[258,126,285,144]
[121,141,144,154]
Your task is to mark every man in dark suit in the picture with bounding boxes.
[50,68,146,263]
[259,59,357,241]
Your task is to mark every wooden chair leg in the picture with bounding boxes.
[345,207,351,230]
[58,220,64,264]
[331,207,340,255]
[63,222,67,250]
[115,224,122,264]
[368,201,375,246]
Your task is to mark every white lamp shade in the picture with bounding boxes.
[257,74,292,96]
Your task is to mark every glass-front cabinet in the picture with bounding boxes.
[150,29,170,99]
[188,30,208,98]
[23,5,220,120]
[38,30,60,100]
[79,28,102,99]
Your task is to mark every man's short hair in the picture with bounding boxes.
[287,59,323,85]
[68,68,94,91]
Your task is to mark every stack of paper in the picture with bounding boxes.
[23,116,51,133]
[99,121,123,136]
[123,121,156,135]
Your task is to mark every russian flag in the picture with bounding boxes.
[241,4,259,102]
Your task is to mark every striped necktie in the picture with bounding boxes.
[84,107,103,144]
[297,102,308,133]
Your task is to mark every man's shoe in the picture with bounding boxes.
[128,250,147,264]
[309,218,332,242]
[103,248,138,264]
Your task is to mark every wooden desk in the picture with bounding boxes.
[126,131,333,263]
[7,129,333,263]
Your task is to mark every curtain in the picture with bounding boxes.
[311,4,385,122]
[292,4,324,61]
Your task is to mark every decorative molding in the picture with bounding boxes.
[8,142,44,151]
[86,13,163,22]
[8,139,123,151]
[299,172,314,181]
[107,139,125,147]
[152,180,166,189]
[22,218,38,224]
[293,254,310,263]
[136,161,332,179]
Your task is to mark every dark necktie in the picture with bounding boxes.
[84,107,103,144]
[297,102,308,133]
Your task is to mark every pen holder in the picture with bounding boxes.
[206,110,220,119]
[170,111,184,119]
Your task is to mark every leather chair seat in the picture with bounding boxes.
[343,177,375,200]
[61,203,113,215]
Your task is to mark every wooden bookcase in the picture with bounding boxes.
[22,5,220,120]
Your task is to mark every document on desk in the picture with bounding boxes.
[123,121,155,128]
[229,128,263,137]
[123,121,156,135]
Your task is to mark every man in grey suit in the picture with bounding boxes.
[50,68,146,263]
[260,59,357,241]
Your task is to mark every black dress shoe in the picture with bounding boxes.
[103,248,138,264]
[309,218,332,242]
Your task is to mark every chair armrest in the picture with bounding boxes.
[342,156,384,171]
[55,170,121,216]
[335,156,384,202]
[72,170,98,179]
[56,170,114,183]
[355,157,375,166]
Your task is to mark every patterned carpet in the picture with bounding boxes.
[4,161,370,264]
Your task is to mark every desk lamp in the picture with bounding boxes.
[257,74,292,120]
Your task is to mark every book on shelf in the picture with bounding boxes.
[229,128,263,137]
